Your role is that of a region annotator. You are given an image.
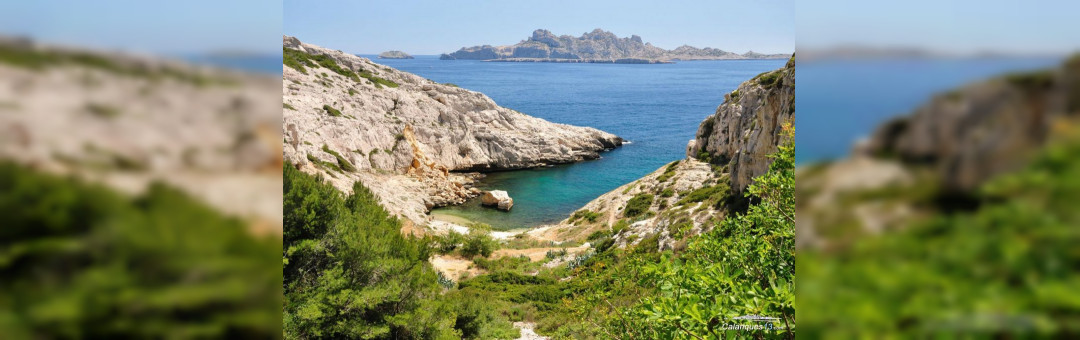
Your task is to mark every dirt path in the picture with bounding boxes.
[429,255,484,281]
[494,244,590,262]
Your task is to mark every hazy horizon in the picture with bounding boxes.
[284,0,794,55]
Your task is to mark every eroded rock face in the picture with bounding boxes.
[864,60,1080,192]
[481,190,513,211]
[687,57,795,194]
[441,28,789,63]
[282,36,622,225]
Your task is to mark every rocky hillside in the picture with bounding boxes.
[796,55,1080,249]
[864,56,1080,192]
[0,36,282,232]
[534,59,796,251]
[377,50,413,59]
[441,29,789,63]
[687,56,795,194]
[282,36,623,226]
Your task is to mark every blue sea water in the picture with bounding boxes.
[183,54,283,75]
[363,55,787,229]
[796,57,1062,165]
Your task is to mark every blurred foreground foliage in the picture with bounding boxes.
[0,162,281,338]
[800,132,1080,337]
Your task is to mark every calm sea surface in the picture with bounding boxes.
[364,55,786,229]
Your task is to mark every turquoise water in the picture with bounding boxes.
[795,57,1062,164]
[365,55,787,229]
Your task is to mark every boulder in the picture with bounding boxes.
[481,190,514,211]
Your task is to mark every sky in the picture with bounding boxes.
[284,0,795,55]
[0,1,281,55]
[798,0,1080,55]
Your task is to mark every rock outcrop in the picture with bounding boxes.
[378,50,414,59]
[863,57,1080,192]
[796,54,1080,250]
[0,36,283,233]
[687,56,795,194]
[481,190,514,211]
[282,36,623,225]
[441,29,789,63]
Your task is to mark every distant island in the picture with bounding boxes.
[440,28,790,63]
[377,50,413,59]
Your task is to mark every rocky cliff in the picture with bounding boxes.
[687,56,795,194]
[377,50,413,59]
[531,60,796,251]
[796,55,1080,249]
[864,56,1080,192]
[441,29,789,63]
[0,36,283,232]
[282,36,623,225]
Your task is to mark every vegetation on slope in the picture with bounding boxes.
[283,163,517,339]
[0,43,230,86]
[283,47,399,88]
[0,162,281,338]
[439,127,796,339]
[800,130,1080,337]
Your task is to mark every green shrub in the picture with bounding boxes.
[435,230,465,254]
[322,104,342,117]
[656,161,679,182]
[675,181,730,206]
[321,144,355,172]
[756,70,782,87]
[660,188,675,197]
[284,162,459,339]
[283,103,296,111]
[611,219,630,235]
[569,209,601,223]
[283,47,316,74]
[461,230,498,258]
[623,193,655,218]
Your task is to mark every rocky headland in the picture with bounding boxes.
[377,50,414,59]
[282,36,623,227]
[441,28,790,63]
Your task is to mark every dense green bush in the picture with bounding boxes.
[675,181,730,206]
[461,230,499,258]
[0,162,281,338]
[623,193,655,218]
[283,163,458,339]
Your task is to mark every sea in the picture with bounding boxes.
[363,55,787,229]
[795,57,1062,165]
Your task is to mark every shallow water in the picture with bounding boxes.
[364,55,787,229]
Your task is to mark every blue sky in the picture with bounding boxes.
[284,0,794,55]
[0,1,281,55]
[798,0,1080,55]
